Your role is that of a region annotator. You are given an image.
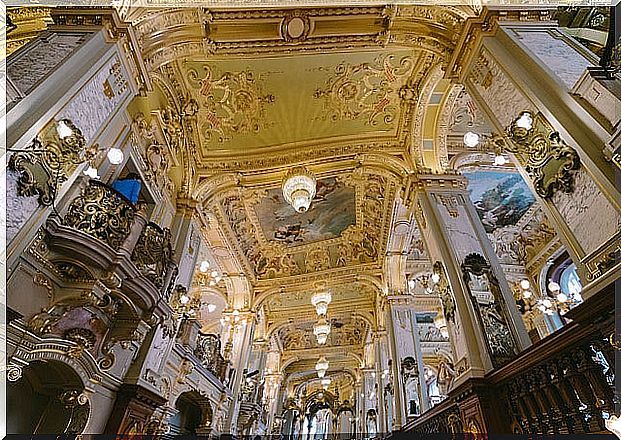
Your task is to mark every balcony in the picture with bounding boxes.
[45,179,178,311]
[194,332,229,383]
[401,284,615,435]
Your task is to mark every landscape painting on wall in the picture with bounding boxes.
[464,171,535,233]
[254,177,356,246]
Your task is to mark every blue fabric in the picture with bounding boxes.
[112,179,141,204]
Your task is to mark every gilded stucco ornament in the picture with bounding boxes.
[8,119,100,206]
[493,111,581,199]
[63,180,137,249]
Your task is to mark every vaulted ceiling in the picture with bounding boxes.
[127,4,478,388]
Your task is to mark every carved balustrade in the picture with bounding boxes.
[401,288,615,435]
[63,179,136,249]
[131,222,175,288]
[194,332,228,383]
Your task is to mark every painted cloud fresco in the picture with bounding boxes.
[464,171,535,233]
[254,177,356,246]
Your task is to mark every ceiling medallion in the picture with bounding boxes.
[282,166,317,213]
[311,289,332,316]
[281,13,310,43]
[315,356,329,378]
[313,316,331,345]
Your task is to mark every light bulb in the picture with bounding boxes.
[199,260,210,272]
[463,131,480,148]
[209,280,216,286]
[548,281,561,293]
[408,279,416,290]
[207,303,217,313]
[542,299,552,308]
[180,294,190,305]
[520,279,530,290]
[494,154,507,166]
[431,273,441,284]
[211,270,219,278]
[516,112,533,130]
[232,309,239,316]
[83,166,99,179]
[107,147,124,165]
[56,120,73,139]
[556,293,568,303]
[522,290,532,299]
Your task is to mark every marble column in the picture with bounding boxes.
[461,23,621,291]
[411,174,531,382]
[222,314,255,435]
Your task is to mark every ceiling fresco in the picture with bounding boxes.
[214,168,397,281]
[180,49,418,155]
[278,315,368,351]
[464,171,536,233]
[254,177,356,246]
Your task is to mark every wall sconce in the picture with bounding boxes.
[8,119,101,206]
[491,111,581,199]
[170,285,200,319]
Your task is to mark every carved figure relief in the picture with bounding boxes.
[461,253,517,368]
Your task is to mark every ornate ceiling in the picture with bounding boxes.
[128,4,485,388]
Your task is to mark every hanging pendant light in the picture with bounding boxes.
[311,290,332,316]
[313,316,331,345]
[315,356,329,378]
[282,167,317,213]
[321,378,332,390]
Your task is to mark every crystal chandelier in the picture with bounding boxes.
[282,167,317,213]
[311,290,332,316]
[313,316,331,345]
[315,356,329,378]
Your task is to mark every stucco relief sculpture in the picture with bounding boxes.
[461,253,517,368]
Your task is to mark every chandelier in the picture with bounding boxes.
[313,316,331,345]
[311,290,332,316]
[315,356,329,378]
[282,167,316,213]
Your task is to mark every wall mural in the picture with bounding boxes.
[464,171,535,233]
[254,177,356,246]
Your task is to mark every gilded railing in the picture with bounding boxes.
[63,180,136,248]
[131,222,174,288]
[194,332,228,382]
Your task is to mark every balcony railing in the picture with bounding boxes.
[401,288,615,435]
[131,222,175,288]
[194,332,228,383]
[63,179,136,249]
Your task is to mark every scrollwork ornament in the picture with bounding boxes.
[7,364,23,382]
[63,180,136,248]
[495,111,581,199]
[8,119,93,206]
